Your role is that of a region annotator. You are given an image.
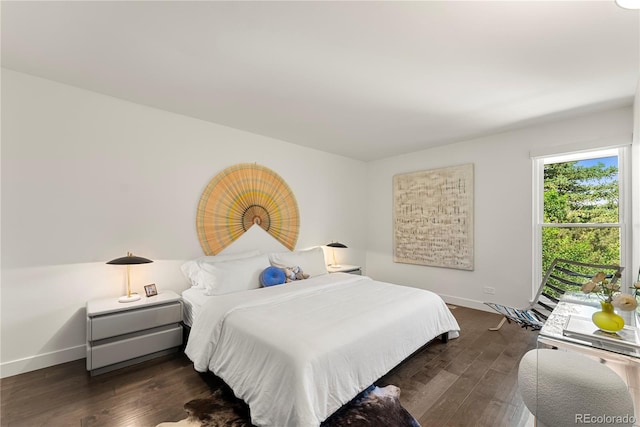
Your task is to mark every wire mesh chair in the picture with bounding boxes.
[485,258,624,331]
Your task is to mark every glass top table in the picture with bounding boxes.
[539,299,640,359]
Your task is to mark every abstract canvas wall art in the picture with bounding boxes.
[393,164,474,270]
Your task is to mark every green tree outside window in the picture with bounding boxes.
[542,157,620,276]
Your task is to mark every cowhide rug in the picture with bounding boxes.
[157,384,420,427]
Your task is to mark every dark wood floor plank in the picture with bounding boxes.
[417,374,478,426]
[443,368,509,427]
[0,307,537,427]
[401,369,460,420]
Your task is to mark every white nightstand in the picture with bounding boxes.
[327,264,362,275]
[86,290,183,375]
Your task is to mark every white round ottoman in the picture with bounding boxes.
[518,349,635,427]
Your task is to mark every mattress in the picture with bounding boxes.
[181,287,209,327]
[185,272,460,427]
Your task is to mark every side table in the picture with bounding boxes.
[86,290,183,375]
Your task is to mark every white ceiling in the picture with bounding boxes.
[2,1,638,161]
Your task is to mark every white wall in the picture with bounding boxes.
[365,107,634,311]
[0,69,367,377]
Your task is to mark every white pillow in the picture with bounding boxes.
[201,254,271,296]
[181,250,261,289]
[269,247,328,278]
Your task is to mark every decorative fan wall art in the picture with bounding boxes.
[196,163,300,255]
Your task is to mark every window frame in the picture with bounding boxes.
[532,145,632,299]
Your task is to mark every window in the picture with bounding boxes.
[533,146,631,291]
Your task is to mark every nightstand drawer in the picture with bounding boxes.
[90,302,181,341]
[89,324,182,370]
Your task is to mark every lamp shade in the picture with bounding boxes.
[326,242,347,249]
[106,254,153,265]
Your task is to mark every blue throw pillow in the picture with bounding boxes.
[260,266,286,287]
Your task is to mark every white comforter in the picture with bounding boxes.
[185,273,460,427]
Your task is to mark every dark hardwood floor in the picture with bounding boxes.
[0,306,537,427]
[378,305,537,427]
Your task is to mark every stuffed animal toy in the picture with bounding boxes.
[282,266,309,282]
[292,266,309,281]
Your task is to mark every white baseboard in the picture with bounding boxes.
[0,345,85,378]
[439,294,496,313]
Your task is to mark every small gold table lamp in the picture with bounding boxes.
[107,252,153,303]
[326,242,347,267]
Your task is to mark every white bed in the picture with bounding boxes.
[184,271,460,427]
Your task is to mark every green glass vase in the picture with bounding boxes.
[592,301,624,333]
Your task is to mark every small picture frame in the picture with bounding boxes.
[144,283,158,297]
